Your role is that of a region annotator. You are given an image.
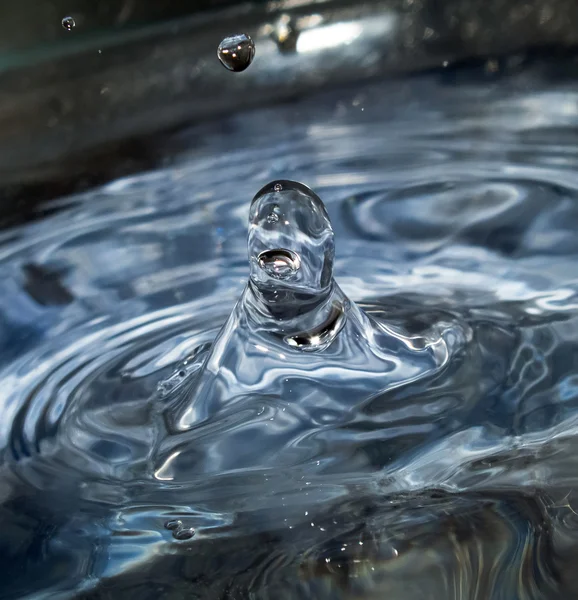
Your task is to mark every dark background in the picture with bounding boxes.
[2,0,578,223]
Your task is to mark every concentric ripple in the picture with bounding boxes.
[1,61,578,598]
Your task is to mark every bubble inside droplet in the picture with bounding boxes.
[266,211,279,224]
[258,249,301,279]
[61,16,75,30]
[217,34,255,72]
[249,180,334,296]
[271,15,299,53]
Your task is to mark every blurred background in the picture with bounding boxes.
[3,0,578,225]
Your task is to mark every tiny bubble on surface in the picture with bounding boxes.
[164,519,195,540]
[173,527,195,541]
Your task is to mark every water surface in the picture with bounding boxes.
[1,61,578,599]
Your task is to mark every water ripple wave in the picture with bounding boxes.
[0,63,578,598]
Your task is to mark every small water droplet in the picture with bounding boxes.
[217,34,255,72]
[266,212,279,224]
[173,527,195,540]
[62,16,75,31]
[164,519,182,531]
[274,183,283,192]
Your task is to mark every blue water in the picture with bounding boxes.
[1,62,578,598]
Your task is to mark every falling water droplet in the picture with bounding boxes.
[61,16,75,31]
[217,34,255,72]
[274,183,283,192]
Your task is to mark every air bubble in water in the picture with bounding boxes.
[61,16,75,31]
[258,248,301,279]
[217,34,255,72]
[274,183,283,192]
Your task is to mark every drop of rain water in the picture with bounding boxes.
[61,16,75,31]
[217,33,255,72]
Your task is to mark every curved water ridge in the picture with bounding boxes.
[0,64,578,598]
[154,179,465,479]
